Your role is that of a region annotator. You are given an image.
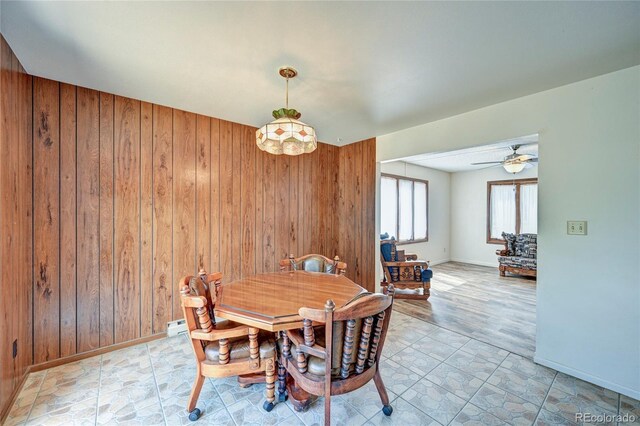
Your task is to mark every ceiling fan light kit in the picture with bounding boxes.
[256,66,317,156]
[470,144,538,174]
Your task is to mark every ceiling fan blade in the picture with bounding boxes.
[470,161,503,165]
[526,157,539,163]
[515,154,535,161]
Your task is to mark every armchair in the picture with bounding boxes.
[380,238,432,300]
[179,271,277,421]
[278,287,395,425]
[279,253,347,275]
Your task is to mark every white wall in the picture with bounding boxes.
[450,166,538,267]
[380,161,451,267]
[376,66,640,398]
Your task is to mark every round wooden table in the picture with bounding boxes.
[215,270,366,410]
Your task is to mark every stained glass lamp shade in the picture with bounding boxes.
[256,67,317,155]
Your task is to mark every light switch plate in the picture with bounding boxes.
[567,220,587,235]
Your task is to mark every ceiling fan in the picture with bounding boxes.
[471,144,538,174]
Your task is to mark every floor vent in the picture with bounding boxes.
[167,319,187,337]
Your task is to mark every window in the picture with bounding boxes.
[487,178,538,244]
[381,174,428,243]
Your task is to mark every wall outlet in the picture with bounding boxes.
[567,220,587,235]
[12,339,17,359]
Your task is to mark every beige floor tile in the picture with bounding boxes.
[425,363,484,400]
[366,397,440,426]
[390,346,440,376]
[500,353,556,386]
[30,377,99,420]
[287,396,367,426]
[148,334,193,377]
[378,358,422,395]
[97,377,160,424]
[425,327,470,349]
[101,344,150,372]
[542,387,617,424]
[338,380,398,419]
[487,366,551,406]
[382,334,411,357]
[444,350,499,381]
[535,408,576,425]
[26,398,97,426]
[227,395,295,425]
[39,358,101,394]
[411,335,458,362]
[459,339,509,364]
[551,373,619,414]
[5,372,46,425]
[212,375,267,406]
[99,362,155,395]
[450,402,504,426]
[470,383,539,426]
[402,378,467,425]
[162,385,227,425]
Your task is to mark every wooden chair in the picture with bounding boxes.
[380,239,432,300]
[279,254,347,275]
[179,270,277,421]
[278,287,395,425]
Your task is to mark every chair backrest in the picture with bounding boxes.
[299,287,394,381]
[279,254,347,275]
[179,270,222,332]
[379,240,397,282]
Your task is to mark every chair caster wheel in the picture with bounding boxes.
[382,405,393,416]
[263,401,275,412]
[278,392,288,402]
[189,408,201,421]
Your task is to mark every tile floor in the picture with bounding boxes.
[5,311,639,426]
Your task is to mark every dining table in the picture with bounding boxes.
[214,270,366,411]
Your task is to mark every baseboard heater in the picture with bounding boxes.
[167,319,188,337]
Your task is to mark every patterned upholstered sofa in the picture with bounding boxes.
[496,232,537,277]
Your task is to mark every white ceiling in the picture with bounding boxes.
[400,135,538,173]
[2,2,639,146]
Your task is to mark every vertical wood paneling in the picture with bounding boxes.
[172,110,196,320]
[196,115,211,272]
[275,155,291,261]
[99,92,115,346]
[231,123,242,281]
[152,105,173,333]
[241,125,256,276]
[262,151,276,272]
[362,139,376,290]
[140,102,154,336]
[0,37,33,417]
[219,121,233,280]
[353,142,363,287]
[114,96,141,342]
[289,155,299,257]
[33,78,60,363]
[59,83,77,357]
[255,148,264,275]
[329,145,341,259]
[17,54,33,388]
[210,119,221,273]
[76,87,100,352]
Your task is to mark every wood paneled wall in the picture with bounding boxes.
[339,139,377,291]
[0,34,376,417]
[30,78,375,364]
[0,35,33,418]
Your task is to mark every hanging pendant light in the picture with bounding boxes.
[256,67,317,155]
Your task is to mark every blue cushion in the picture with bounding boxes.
[421,268,433,282]
[380,242,394,262]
